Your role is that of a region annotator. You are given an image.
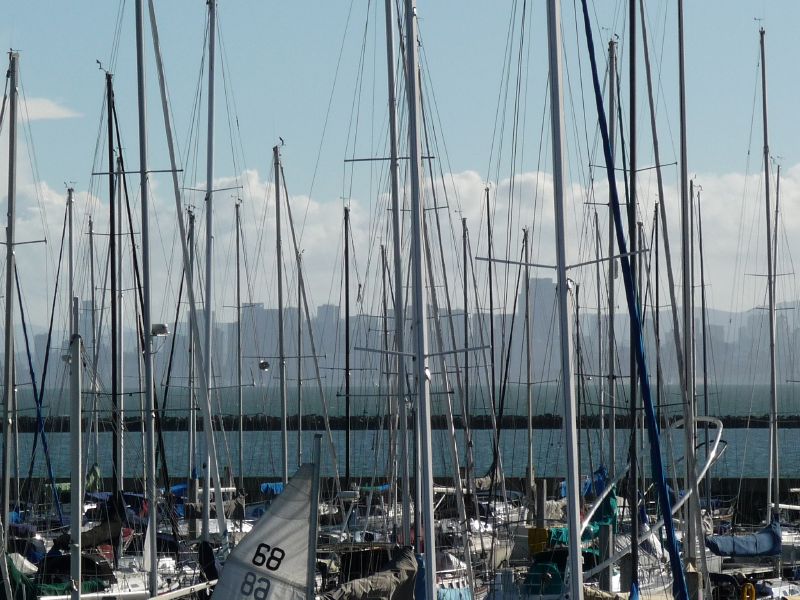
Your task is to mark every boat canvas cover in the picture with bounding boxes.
[212,463,315,600]
[705,519,781,557]
[321,546,417,600]
[260,482,285,497]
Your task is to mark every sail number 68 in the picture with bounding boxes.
[252,543,285,571]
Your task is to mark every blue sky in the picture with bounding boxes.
[1,0,798,331]
[3,1,797,191]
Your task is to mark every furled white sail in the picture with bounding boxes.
[212,463,316,600]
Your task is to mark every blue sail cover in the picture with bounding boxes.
[706,519,781,557]
[558,466,609,498]
[260,482,285,497]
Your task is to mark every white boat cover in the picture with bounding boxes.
[212,464,315,600]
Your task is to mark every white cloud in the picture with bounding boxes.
[2,160,798,342]
[20,97,81,121]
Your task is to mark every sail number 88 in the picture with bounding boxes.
[252,543,285,571]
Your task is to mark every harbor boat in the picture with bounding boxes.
[211,437,322,599]
[700,26,800,600]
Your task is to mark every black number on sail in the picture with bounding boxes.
[254,576,271,599]
[252,543,270,567]
[241,572,256,595]
[240,571,272,598]
[265,547,285,571]
[251,543,285,571]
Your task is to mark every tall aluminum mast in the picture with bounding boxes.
[2,52,19,547]
[760,27,779,523]
[236,202,244,489]
[133,0,158,592]
[546,1,584,597]
[403,1,436,596]
[344,206,351,489]
[606,39,617,477]
[383,0,410,541]
[69,300,82,600]
[202,0,217,540]
[274,146,289,485]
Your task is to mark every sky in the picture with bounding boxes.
[0,0,799,340]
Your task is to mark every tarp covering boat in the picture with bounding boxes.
[705,518,781,557]
[212,463,316,600]
[559,466,610,499]
[359,483,390,494]
[260,482,285,497]
[170,482,188,496]
[320,546,417,600]
[52,492,125,552]
[0,556,107,600]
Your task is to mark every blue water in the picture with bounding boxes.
[15,383,799,419]
[13,424,782,481]
[10,382,789,482]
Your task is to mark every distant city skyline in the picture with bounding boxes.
[8,276,797,413]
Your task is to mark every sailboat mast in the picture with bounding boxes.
[486,187,496,426]
[187,210,197,505]
[462,218,474,499]
[69,299,82,600]
[134,0,158,590]
[1,50,17,550]
[274,146,289,485]
[68,188,75,334]
[594,213,603,464]
[381,245,393,496]
[760,27,779,519]
[383,0,410,542]
[678,0,701,569]
[628,0,640,584]
[106,71,121,500]
[697,190,711,509]
[297,253,303,467]
[606,39,617,477]
[524,228,534,501]
[202,0,217,539]
[67,195,78,600]
[344,206,351,489]
[116,155,125,500]
[89,216,100,462]
[89,216,100,461]
[404,0,436,595]
[775,165,780,279]
[655,205,660,417]
[576,284,583,438]
[546,1,583,596]
[236,201,243,490]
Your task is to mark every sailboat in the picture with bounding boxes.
[701,27,800,600]
[211,438,322,599]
